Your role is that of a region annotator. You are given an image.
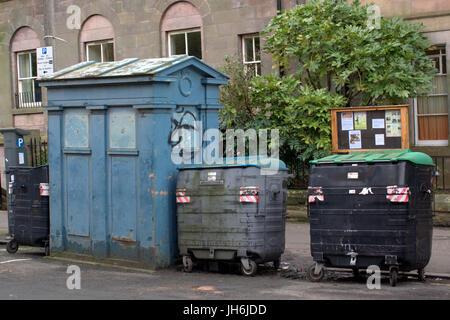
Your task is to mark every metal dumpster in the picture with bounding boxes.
[176,158,290,276]
[6,165,49,255]
[307,150,435,286]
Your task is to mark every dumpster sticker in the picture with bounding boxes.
[176,188,190,203]
[386,186,409,202]
[347,172,359,179]
[359,187,374,195]
[207,172,216,182]
[308,187,324,203]
[240,186,259,203]
[39,183,50,196]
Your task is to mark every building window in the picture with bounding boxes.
[161,2,203,60]
[80,15,115,62]
[242,35,261,76]
[168,29,202,59]
[16,51,41,108]
[415,45,448,146]
[86,40,114,62]
[11,27,41,109]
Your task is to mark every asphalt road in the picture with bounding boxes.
[284,223,450,276]
[0,221,449,300]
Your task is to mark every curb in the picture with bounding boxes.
[44,256,156,275]
[425,273,450,280]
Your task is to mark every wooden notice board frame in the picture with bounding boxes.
[331,105,409,153]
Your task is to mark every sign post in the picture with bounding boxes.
[37,46,54,78]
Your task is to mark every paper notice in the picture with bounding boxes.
[372,118,385,129]
[349,130,362,149]
[341,112,354,131]
[354,112,367,130]
[375,134,385,146]
[385,110,401,137]
[18,152,25,164]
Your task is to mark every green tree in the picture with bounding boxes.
[219,55,255,130]
[218,0,436,184]
[249,74,346,184]
[262,0,436,106]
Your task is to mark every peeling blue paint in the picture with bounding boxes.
[41,57,228,268]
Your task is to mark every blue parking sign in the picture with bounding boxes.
[16,137,24,148]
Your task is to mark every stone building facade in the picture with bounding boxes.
[0,0,298,187]
[0,0,449,191]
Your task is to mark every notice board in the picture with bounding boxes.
[331,105,409,153]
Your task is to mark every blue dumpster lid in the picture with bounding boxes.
[38,55,228,82]
[310,149,435,166]
[178,156,288,170]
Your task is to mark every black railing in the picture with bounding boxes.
[15,91,42,109]
[432,156,450,191]
[27,137,48,167]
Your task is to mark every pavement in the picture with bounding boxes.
[284,223,450,278]
[1,210,450,299]
[0,210,7,236]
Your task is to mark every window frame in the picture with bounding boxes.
[16,50,41,108]
[242,34,262,77]
[85,39,115,62]
[167,28,202,58]
[414,45,449,147]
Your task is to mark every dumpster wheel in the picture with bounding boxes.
[418,268,426,282]
[6,240,19,254]
[307,263,325,282]
[389,268,398,287]
[273,258,281,270]
[44,242,50,256]
[182,256,193,273]
[240,258,257,276]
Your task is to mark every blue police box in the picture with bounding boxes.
[39,56,228,268]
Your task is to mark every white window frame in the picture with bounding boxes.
[414,45,448,146]
[16,50,41,108]
[167,28,202,58]
[85,40,114,62]
[242,34,261,76]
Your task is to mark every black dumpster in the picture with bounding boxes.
[307,150,435,286]
[6,165,50,255]
[176,158,290,276]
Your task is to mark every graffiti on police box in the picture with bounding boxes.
[168,106,200,161]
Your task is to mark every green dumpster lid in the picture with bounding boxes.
[310,149,435,166]
[178,156,288,170]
